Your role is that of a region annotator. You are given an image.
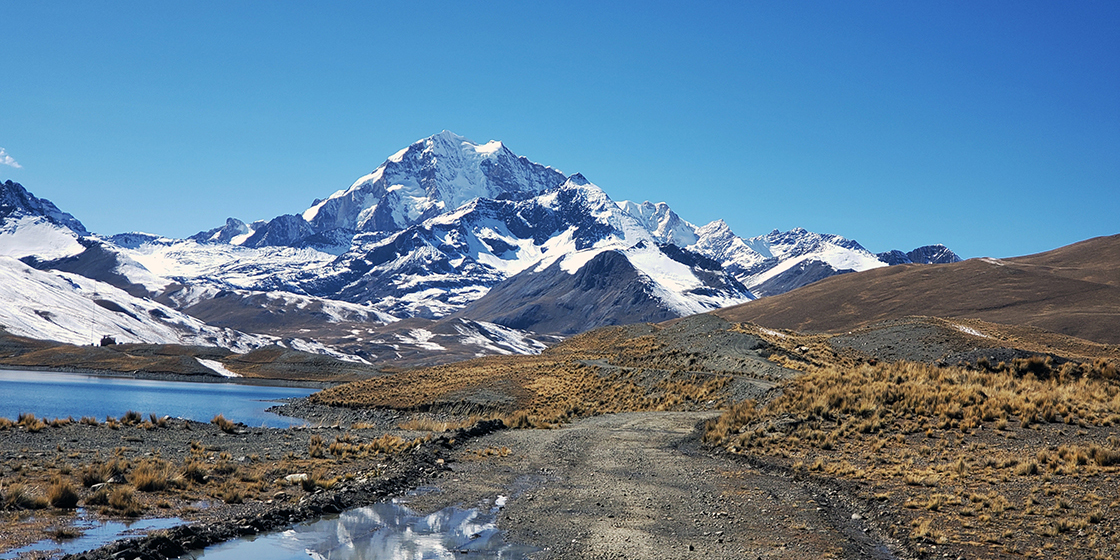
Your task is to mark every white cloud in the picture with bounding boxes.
[0,148,22,169]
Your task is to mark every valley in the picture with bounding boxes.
[0,133,1116,560]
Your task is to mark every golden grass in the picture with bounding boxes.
[704,358,1120,559]
[131,459,179,492]
[210,413,237,434]
[314,354,732,427]
[46,478,79,509]
[397,417,482,432]
[2,483,48,510]
[706,360,1120,450]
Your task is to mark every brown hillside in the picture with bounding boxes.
[714,234,1120,344]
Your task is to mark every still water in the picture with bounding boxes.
[0,370,312,428]
[0,511,183,560]
[182,497,536,560]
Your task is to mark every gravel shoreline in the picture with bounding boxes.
[60,420,506,560]
[0,399,505,560]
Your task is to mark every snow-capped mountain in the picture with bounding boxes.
[612,202,961,298]
[301,130,567,236]
[103,134,757,333]
[0,180,88,260]
[4,131,960,363]
[0,255,321,356]
[293,173,754,332]
[877,245,961,266]
[694,226,889,297]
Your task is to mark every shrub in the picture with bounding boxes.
[181,460,208,484]
[120,410,143,425]
[131,459,175,492]
[17,412,45,432]
[308,434,325,458]
[211,414,237,434]
[3,483,49,510]
[48,479,80,509]
[108,487,142,516]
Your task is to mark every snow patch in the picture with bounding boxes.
[954,325,989,338]
[196,358,241,377]
[453,319,548,356]
[0,216,85,260]
[396,328,445,351]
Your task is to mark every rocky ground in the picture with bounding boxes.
[3,315,1116,559]
[0,406,909,560]
[406,411,908,560]
[0,410,496,559]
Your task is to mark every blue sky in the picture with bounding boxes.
[2,1,1117,258]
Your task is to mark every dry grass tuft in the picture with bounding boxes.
[107,487,142,516]
[210,414,238,434]
[80,456,130,487]
[47,478,79,509]
[17,412,46,432]
[308,434,325,458]
[131,459,179,492]
[2,483,49,510]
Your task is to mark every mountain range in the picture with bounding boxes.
[0,133,960,364]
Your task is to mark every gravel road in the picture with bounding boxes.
[405,412,907,560]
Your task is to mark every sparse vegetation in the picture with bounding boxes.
[210,413,238,434]
[47,478,79,508]
[2,483,49,510]
[131,459,178,492]
[705,356,1120,559]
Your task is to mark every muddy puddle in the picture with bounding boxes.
[178,496,536,559]
[0,511,182,559]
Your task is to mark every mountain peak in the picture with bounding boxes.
[0,180,88,236]
[566,173,591,186]
[425,131,504,158]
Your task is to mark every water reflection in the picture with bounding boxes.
[0,510,182,559]
[184,499,535,560]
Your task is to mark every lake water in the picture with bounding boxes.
[0,370,313,428]
[181,496,537,560]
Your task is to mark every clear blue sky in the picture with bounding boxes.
[2,1,1117,258]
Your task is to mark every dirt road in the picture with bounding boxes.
[406,412,907,560]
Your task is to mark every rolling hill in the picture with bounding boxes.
[712,234,1120,345]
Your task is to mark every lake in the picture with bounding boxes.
[0,370,313,428]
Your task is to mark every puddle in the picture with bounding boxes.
[179,499,536,559]
[0,510,182,559]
